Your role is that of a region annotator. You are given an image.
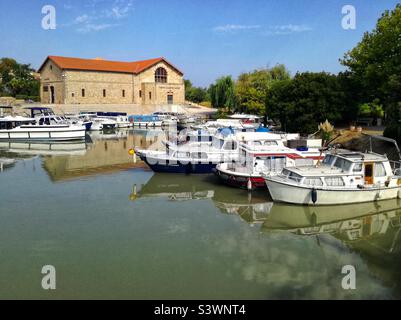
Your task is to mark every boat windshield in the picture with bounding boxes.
[332,157,352,171]
[322,154,336,165]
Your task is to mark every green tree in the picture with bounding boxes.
[184,79,208,104]
[0,57,39,98]
[340,4,401,119]
[266,72,346,134]
[236,64,290,115]
[209,76,235,111]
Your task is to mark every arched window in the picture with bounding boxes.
[155,67,167,83]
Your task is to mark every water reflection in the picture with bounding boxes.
[40,129,167,181]
[1,127,401,298]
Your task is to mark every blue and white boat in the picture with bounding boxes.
[128,115,163,127]
[134,127,270,174]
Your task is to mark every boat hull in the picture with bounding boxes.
[133,121,163,128]
[138,154,217,173]
[214,169,266,189]
[0,126,86,141]
[265,178,401,205]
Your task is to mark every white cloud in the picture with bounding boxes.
[213,24,261,33]
[263,24,312,36]
[74,14,91,24]
[76,23,119,33]
[104,1,134,19]
[71,0,133,33]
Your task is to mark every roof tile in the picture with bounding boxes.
[40,56,182,75]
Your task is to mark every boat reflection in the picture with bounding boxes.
[262,199,401,243]
[0,140,88,157]
[129,172,273,223]
[42,129,167,182]
[0,157,16,172]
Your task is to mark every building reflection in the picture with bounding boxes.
[42,129,167,182]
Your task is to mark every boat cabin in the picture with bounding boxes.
[281,151,401,188]
[0,116,35,130]
[228,114,263,125]
[24,107,55,118]
[235,131,319,173]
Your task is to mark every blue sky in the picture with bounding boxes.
[0,0,399,86]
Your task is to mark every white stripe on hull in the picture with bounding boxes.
[0,128,86,141]
[265,179,401,205]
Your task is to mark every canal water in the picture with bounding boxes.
[0,129,400,299]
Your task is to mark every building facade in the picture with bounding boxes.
[38,56,185,105]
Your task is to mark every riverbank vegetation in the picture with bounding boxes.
[0,58,40,102]
[185,4,401,141]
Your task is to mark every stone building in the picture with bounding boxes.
[38,56,185,105]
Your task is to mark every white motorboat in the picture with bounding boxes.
[135,127,242,173]
[192,118,256,132]
[227,114,263,128]
[94,112,131,128]
[78,112,117,131]
[263,150,401,205]
[215,132,323,190]
[26,107,92,131]
[153,112,178,126]
[0,116,86,141]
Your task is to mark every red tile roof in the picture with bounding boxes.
[38,56,183,75]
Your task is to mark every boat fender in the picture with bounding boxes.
[247,178,252,191]
[311,188,317,204]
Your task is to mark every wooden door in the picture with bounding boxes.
[364,163,374,185]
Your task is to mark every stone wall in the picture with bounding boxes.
[40,59,185,106]
[134,61,184,105]
[40,60,65,104]
[64,70,134,104]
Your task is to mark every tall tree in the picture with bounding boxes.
[266,72,346,134]
[236,64,290,115]
[340,4,401,122]
[209,76,235,111]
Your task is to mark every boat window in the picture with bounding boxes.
[324,177,345,186]
[304,178,323,186]
[176,152,190,158]
[353,163,363,172]
[264,141,278,146]
[323,155,336,165]
[295,158,314,166]
[374,163,386,177]
[257,156,286,172]
[192,152,207,159]
[288,171,302,182]
[223,141,237,150]
[333,157,352,171]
